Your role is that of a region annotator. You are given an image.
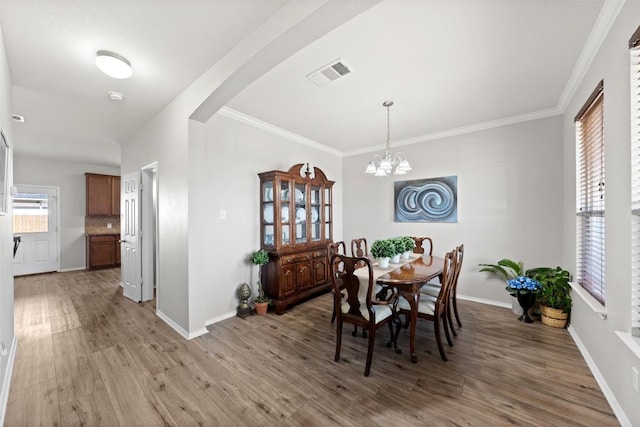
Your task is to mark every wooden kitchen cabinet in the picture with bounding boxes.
[258,163,334,314]
[86,234,121,269]
[86,173,120,216]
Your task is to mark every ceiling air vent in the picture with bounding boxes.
[306,58,353,87]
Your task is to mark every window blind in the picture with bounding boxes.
[630,25,640,337]
[576,80,605,305]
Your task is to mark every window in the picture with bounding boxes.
[12,192,49,234]
[576,80,605,305]
[630,25,640,337]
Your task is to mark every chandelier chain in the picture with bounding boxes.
[386,104,391,150]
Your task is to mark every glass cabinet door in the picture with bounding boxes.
[310,185,321,242]
[280,180,290,246]
[294,183,306,244]
[262,181,274,247]
[324,187,332,241]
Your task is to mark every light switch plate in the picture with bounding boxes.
[633,367,639,393]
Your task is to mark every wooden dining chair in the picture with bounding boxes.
[351,237,370,270]
[330,254,401,376]
[327,241,347,324]
[411,237,433,255]
[421,244,464,336]
[397,249,456,361]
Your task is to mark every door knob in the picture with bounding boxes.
[119,239,127,243]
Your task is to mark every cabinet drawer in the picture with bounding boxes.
[281,255,299,265]
[89,235,116,243]
[312,250,326,259]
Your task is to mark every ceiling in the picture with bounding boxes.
[0,0,606,167]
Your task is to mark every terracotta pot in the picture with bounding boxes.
[254,301,269,315]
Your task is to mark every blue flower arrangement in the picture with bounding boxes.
[506,276,541,296]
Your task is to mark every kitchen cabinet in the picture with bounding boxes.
[86,173,120,216]
[86,234,120,269]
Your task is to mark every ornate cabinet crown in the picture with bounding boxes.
[258,163,334,314]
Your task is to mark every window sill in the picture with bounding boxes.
[615,331,640,360]
[569,281,607,319]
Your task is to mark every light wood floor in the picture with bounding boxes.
[5,269,618,426]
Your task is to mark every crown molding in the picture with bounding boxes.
[556,0,626,113]
[344,107,561,157]
[219,0,624,159]
[217,106,343,157]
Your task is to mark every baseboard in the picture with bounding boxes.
[59,267,87,273]
[205,311,236,327]
[0,337,17,427]
[155,310,208,340]
[567,325,631,427]
[458,294,511,309]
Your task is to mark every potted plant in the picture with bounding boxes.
[400,236,415,259]
[251,249,270,315]
[371,239,395,268]
[527,266,571,328]
[390,237,404,263]
[505,275,541,323]
[478,258,526,315]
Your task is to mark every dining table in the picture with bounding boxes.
[354,253,444,363]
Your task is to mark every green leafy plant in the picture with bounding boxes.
[251,249,270,303]
[251,249,269,266]
[478,259,524,281]
[401,236,416,252]
[390,237,406,255]
[527,266,572,313]
[370,239,396,258]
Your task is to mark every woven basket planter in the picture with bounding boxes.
[540,305,568,328]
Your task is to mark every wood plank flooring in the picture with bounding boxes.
[5,269,619,426]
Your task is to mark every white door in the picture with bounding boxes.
[13,185,60,276]
[121,172,142,302]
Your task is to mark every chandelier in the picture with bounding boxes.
[364,101,411,176]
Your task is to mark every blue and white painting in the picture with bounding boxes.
[394,176,457,223]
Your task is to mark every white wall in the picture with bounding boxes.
[343,115,564,306]
[561,1,640,425]
[121,2,368,335]
[187,113,343,329]
[13,154,120,270]
[0,24,15,426]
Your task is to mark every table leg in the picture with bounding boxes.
[400,289,419,363]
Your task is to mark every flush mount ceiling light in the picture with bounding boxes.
[364,101,412,176]
[95,50,132,79]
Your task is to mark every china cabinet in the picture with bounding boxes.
[258,163,334,314]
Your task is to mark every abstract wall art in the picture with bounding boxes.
[394,176,457,223]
